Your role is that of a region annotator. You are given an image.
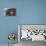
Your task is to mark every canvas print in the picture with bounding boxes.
[4,8,16,16]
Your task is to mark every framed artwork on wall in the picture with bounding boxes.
[4,8,16,16]
[18,24,46,42]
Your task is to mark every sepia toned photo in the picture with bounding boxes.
[18,24,46,46]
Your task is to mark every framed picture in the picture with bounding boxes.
[4,8,16,16]
[18,24,46,41]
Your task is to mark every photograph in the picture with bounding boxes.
[18,24,46,46]
[4,8,16,16]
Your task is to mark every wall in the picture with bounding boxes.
[0,0,46,44]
